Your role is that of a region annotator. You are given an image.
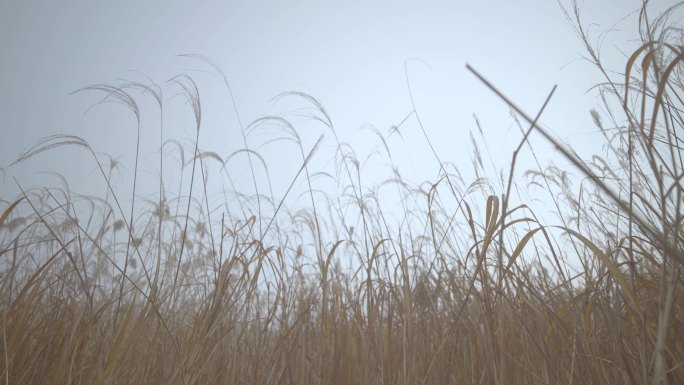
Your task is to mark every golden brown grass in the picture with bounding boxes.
[2,2,684,384]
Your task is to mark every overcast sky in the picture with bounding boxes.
[0,0,658,212]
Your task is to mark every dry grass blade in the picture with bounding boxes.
[0,198,24,227]
[466,64,684,268]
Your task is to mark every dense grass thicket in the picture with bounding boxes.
[2,3,684,384]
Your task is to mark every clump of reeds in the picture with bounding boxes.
[1,2,683,384]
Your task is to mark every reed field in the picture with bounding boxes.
[2,3,684,384]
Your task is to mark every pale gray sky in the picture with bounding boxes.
[0,0,655,212]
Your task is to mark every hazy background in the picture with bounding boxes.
[0,0,655,220]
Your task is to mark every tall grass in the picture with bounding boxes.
[2,3,683,384]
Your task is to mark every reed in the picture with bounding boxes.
[1,2,683,384]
